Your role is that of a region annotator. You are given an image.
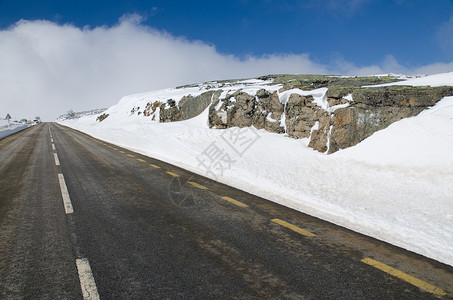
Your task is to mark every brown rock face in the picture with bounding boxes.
[134,76,453,154]
[253,90,285,133]
[352,86,453,107]
[326,86,453,153]
[228,92,256,127]
[208,85,453,153]
[210,89,286,133]
[179,91,217,120]
[285,94,319,139]
[307,112,331,153]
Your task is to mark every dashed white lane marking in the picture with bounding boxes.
[76,258,100,300]
[58,173,74,214]
[52,144,56,151]
[54,153,60,166]
[51,138,54,143]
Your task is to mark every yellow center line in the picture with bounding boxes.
[188,182,208,190]
[271,218,316,237]
[112,147,118,150]
[361,258,447,296]
[149,164,161,169]
[136,158,146,163]
[127,154,135,157]
[119,150,125,153]
[166,171,179,177]
[1,134,21,145]
[221,196,249,208]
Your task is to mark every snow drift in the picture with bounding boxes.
[60,72,453,266]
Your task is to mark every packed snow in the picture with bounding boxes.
[60,72,453,266]
[366,71,453,87]
[0,119,29,139]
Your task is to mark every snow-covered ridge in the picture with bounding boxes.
[57,108,108,121]
[60,72,453,266]
[119,78,277,105]
[365,71,453,87]
[100,72,453,133]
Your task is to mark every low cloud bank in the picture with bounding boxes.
[1,16,451,120]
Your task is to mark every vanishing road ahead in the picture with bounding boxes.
[1,123,452,299]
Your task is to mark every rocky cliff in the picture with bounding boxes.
[121,75,453,154]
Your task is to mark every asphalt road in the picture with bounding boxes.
[1,122,452,299]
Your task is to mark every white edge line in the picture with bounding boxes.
[54,153,60,166]
[58,173,74,214]
[76,258,100,300]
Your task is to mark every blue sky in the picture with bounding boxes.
[1,0,452,67]
[1,0,453,120]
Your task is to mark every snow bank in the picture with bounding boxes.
[366,71,453,87]
[0,120,29,139]
[60,73,453,266]
[335,97,453,168]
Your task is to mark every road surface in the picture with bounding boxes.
[1,122,452,299]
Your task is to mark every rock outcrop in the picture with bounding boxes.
[327,86,453,153]
[128,74,453,154]
[210,89,286,133]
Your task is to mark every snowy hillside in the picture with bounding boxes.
[60,72,453,266]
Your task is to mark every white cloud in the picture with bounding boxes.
[331,54,408,76]
[0,16,452,120]
[0,17,328,120]
[332,54,453,77]
[412,61,453,75]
